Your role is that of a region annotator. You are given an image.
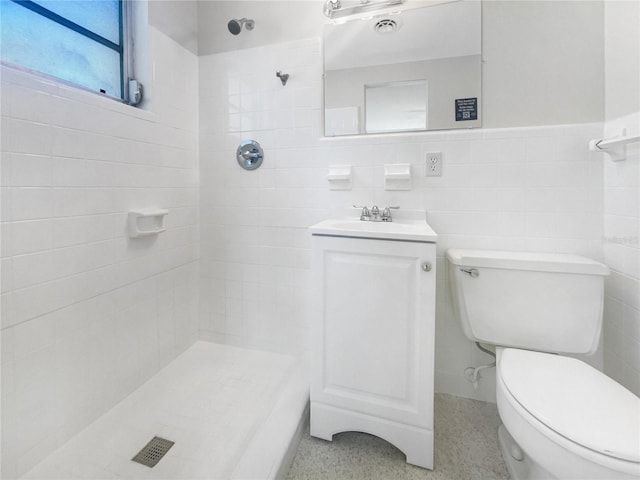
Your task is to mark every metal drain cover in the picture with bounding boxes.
[131,436,175,468]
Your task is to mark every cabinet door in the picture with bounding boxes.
[311,235,436,428]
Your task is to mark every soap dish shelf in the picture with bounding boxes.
[384,164,411,190]
[327,165,352,190]
[128,209,168,238]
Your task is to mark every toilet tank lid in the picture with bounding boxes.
[499,349,640,463]
[446,249,610,276]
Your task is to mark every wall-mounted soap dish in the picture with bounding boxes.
[384,164,411,190]
[128,209,168,238]
[327,165,352,190]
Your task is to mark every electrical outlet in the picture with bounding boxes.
[424,152,442,177]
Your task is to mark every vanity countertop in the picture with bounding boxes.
[309,217,437,243]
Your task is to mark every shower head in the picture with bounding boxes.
[228,18,255,35]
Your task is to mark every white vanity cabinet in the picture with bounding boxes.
[309,220,437,469]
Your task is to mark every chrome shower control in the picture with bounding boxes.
[236,140,264,170]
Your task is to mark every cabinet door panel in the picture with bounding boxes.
[311,235,436,427]
[324,250,416,400]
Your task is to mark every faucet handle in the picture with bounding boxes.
[353,205,371,221]
[381,206,400,222]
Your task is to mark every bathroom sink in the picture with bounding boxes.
[309,216,437,242]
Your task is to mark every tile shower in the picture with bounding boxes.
[1,26,200,478]
[1,1,639,479]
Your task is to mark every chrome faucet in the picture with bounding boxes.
[381,206,399,222]
[353,205,399,222]
[354,205,370,221]
[370,205,380,221]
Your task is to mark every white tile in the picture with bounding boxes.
[52,157,89,187]
[498,138,527,163]
[50,217,87,248]
[556,212,601,239]
[1,257,12,293]
[1,84,53,124]
[605,187,640,217]
[1,221,12,259]
[443,140,471,165]
[50,127,87,159]
[52,189,87,217]
[13,314,56,360]
[526,136,558,163]
[10,154,52,187]
[471,139,501,163]
[11,220,53,255]
[0,326,15,365]
[1,118,51,156]
[525,213,557,237]
[624,305,640,342]
[11,188,54,221]
[558,135,591,162]
[623,335,640,372]
[11,250,55,289]
[293,108,312,129]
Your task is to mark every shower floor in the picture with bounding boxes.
[21,341,308,480]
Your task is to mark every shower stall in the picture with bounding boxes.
[0,2,310,478]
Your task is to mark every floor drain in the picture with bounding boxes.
[131,436,175,468]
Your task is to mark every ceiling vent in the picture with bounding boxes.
[373,18,399,34]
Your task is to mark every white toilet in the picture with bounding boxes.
[447,249,640,480]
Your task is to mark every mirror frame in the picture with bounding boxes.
[322,0,482,138]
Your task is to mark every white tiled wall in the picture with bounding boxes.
[602,112,640,396]
[601,0,640,398]
[0,27,199,478]
[198,38,605,401]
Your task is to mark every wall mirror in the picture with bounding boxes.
[323,0,482,137]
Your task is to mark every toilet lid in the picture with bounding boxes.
[499,348,640,462]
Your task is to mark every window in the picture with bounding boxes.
[1,0,139,103]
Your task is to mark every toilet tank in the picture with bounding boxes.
[447,249,610,355]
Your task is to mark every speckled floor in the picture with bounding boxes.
[286,393,509,480]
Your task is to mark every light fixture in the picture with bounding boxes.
[323,0,405,19]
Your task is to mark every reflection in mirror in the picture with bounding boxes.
[365,80,428,133]
[323,0,481,137]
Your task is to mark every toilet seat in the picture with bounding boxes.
[498,349,640,468]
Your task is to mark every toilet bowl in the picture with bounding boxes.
[496,348,640,480]
[446,248,640,480]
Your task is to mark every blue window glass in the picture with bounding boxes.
[31,1,121,44]
[0,0,124,99]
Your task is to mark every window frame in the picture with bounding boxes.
[4,0,137,104]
